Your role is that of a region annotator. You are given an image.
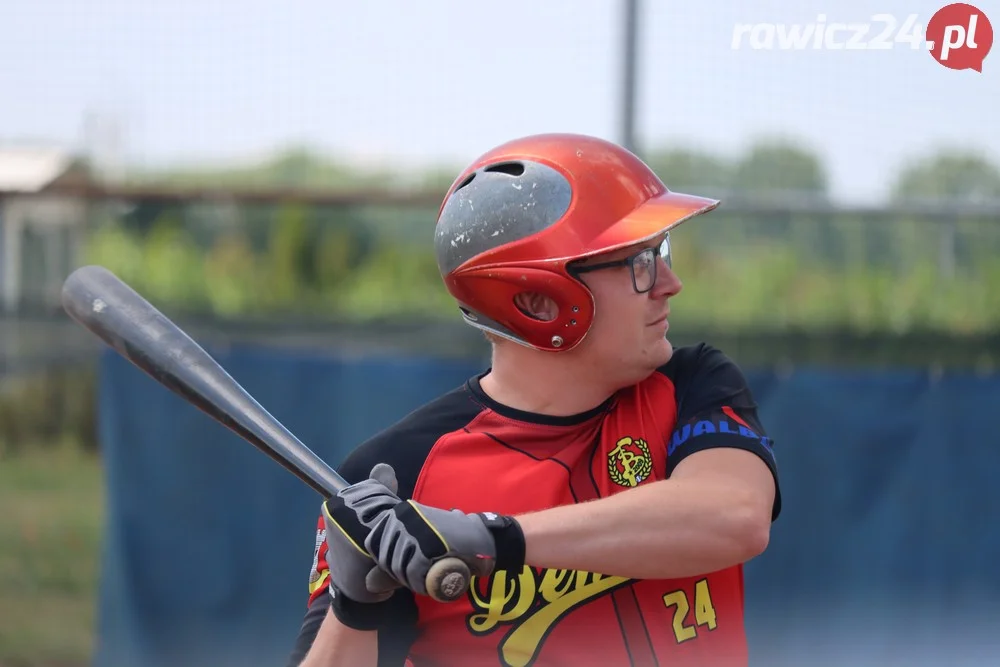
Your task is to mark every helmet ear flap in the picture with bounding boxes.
[445,267,595,352]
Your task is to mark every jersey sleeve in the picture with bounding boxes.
[285,440,420,666]
[664,344,781,521]
[284,384,487,666]
[303,445,374,607]
[283,595,330,667]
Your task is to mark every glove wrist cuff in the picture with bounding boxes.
[329,587,388,631]
[479,513,526,572]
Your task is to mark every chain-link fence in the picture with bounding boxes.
[1,185,998,374]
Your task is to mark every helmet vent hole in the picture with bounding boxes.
[455,173,476,191]
[484,161,525,177]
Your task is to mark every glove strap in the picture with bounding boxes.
[329,585,389,631]
[478,512,526,572]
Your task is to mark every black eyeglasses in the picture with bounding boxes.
[568,234,671,294]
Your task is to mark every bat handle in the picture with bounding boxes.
[425,558,472,603]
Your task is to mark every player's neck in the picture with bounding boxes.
[479,344,619,418]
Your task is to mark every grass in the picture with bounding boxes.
[0,444,104,667]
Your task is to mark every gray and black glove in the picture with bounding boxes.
[364,501,526,598]
[321,463,402,629]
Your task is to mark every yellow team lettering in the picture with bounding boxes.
[467,566,536,633]
[467,566,630,667]
[661,578,718,644]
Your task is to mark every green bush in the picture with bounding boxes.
[79,208,999,335]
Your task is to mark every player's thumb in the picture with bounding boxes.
[365,565,400,596]
[369,463,398,495]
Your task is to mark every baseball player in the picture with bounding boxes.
[285,133,781,667]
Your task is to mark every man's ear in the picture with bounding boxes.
[513,291,559,322]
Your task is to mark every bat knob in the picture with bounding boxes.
[425,558,472,603]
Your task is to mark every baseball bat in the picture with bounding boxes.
[60,264,471,604]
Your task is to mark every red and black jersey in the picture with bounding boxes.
[287,343,780,667]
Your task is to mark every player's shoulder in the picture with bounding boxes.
[655,342,742,383]
[652,342,754,411]
[336,377,486,498]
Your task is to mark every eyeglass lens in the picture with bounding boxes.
[633,237,670,292]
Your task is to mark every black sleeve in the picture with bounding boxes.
[283,596,330,667]
[661,343,781,521]
[282,436,420,667]
[282,386,478,666]
[283,594,418,667]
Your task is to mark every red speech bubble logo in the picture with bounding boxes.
[926,3,993,71]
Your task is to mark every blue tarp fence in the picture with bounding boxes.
[92,343,1000,667]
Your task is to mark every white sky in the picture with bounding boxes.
[2,0,996,202]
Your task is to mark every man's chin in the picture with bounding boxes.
[647,336,674,368]
[661,338,674,362]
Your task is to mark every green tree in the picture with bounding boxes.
[314,227,359,294]
[81,223,145,286]
[730,137,829,196]
[265,203,312,305]
[203,233,260,315]
[643,147,732,192]
[891,150,1000,202]
[137,145,367,190]
[140,213,207,308]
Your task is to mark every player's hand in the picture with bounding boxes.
[321,463,403,629]
[363,501,526,599]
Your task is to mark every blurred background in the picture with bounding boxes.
[0,0,997,666]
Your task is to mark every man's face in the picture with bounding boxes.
[568,232,682,382]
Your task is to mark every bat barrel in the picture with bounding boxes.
[61,265,348,496]
[63,265,471,603]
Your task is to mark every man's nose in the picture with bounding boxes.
[651,257,682,297]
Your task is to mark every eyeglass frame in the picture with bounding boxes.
[566,234,672,295]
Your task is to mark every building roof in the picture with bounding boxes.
[0,147,84,193]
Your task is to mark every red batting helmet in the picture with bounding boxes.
[433,133,720,352]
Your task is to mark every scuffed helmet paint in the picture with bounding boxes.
[434,133,720,352]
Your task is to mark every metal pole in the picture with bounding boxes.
[621,0,639,155]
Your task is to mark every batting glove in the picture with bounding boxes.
[321,463,403,629]
[363,501,526,598]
